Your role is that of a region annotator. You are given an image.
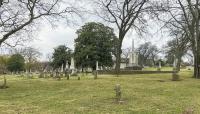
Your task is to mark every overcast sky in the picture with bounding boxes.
[30,21,170,61]
[1,0,171,61]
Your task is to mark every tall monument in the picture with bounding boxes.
[70,57,76,74]
[128,39,139,66]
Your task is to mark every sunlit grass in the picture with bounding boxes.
[0,70,199,114]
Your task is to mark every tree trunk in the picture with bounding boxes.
[115,48,122,76]
[192,41,199,78]
[193,49,200,78]
[176,55,181,72]
[196,52,200,78]
[115,39,122,76]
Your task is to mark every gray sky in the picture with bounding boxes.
[30,21,170,61]
[1,0,171,61]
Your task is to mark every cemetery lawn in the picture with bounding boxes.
[143,67,174,71]
[1,70,200,114]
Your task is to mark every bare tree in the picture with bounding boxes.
[95,0,149,74]
[0,0,80,47]
[137,42,159,66]
[165,36,188,71]
[22,47,41,72]
[8,46,41,72]
[0,0,9,7]
[122,47,132,66]
[158,0,200,78]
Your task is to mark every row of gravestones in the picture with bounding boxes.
[38,59,100,80]
[38,70,98,80]
[38,71,71,80]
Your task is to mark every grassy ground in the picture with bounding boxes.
[143,67,174,71]
[0,70,199,114]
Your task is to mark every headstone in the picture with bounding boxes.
[157,61,161,71]
[1,75,7,89]
[65,61,68,71]
[70,58,75,70]
[159,61,162,69]
[94,61,98,79]
[114,84,121,102]
[96,61,99,71]
[182,107,194,114]
[70,57,76,75]
[61,64,64,73]
[66,74,70,80]
[172,56,179,81]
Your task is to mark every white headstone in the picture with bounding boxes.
[70,57,76,74]
[159,61,162,69]
[70,57,75,70]
[65,61,68,70]
[96,61,99,70]
[61,64,64,72]
[173,57,178,69]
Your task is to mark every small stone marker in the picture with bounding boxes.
[78,76,80,80]
[157,61,161,71]
[182,107,194,114]
[172,57,179,81]
[94,61,98,79]
[114,84,121,102]
[65,71,70,80]
[70,57,76,75]
[67,74,70,80]
[61,64,64,73]
[2,75,6,88]
[0,75,7,89]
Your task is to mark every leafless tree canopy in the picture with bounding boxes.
[0,0,9,7]
[0,0,80,47]
[158,0,200,77]
[96,0,148,37]
[94,0,149,74]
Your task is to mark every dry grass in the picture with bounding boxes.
[0,70,199,114]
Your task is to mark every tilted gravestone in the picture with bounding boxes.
[0,75,7,89]
[67,74,70,80]
[114,84,121,102]
[78,76,80,80]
